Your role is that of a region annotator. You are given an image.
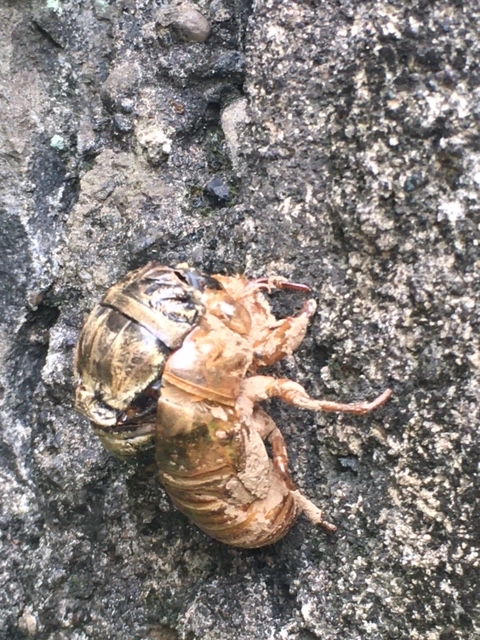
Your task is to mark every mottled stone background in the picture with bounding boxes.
[1,1,479,638]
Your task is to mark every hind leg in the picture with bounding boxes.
[253,408,336,532]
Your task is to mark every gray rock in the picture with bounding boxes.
[1,0,479,639]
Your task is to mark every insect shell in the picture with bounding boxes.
[74,262,391,548]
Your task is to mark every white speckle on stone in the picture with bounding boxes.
[468,352,480,369]
[265,23,287,45]
[382,20,401,39]
[408,15,422,35]
[18,610,38,637]
[301,601,312,621]
[344,123,356,138]
[437,200,464,223]
[136,121,173,163]
[221,98,248,164]
[46,0,63,15]
[50,134,65,150]
[425,93,444,121]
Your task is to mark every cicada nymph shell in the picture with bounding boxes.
[74,264,391,546]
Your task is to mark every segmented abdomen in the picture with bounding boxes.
[158,461,299,548]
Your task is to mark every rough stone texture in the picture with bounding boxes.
[1,1,479,639]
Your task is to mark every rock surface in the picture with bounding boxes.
[1,1,479,639]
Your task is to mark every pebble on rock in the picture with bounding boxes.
[157,1,211,43]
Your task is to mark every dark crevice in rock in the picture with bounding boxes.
[8,304,61,414]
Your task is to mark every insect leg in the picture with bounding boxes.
[252,409,295,487]
[253,408,336,532]
[268,424,337,532]
[269,427,294,488]
[290,491,337,532]
[246,276,311,294]
[252,299,317,368]
[240,377,392,415]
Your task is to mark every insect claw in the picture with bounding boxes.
[276,280,312,293]
[367,388,393,411]
[249,276,311,294]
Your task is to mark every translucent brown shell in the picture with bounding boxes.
[74,264,392,547]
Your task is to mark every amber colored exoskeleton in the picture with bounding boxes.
[74,263,391,548]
